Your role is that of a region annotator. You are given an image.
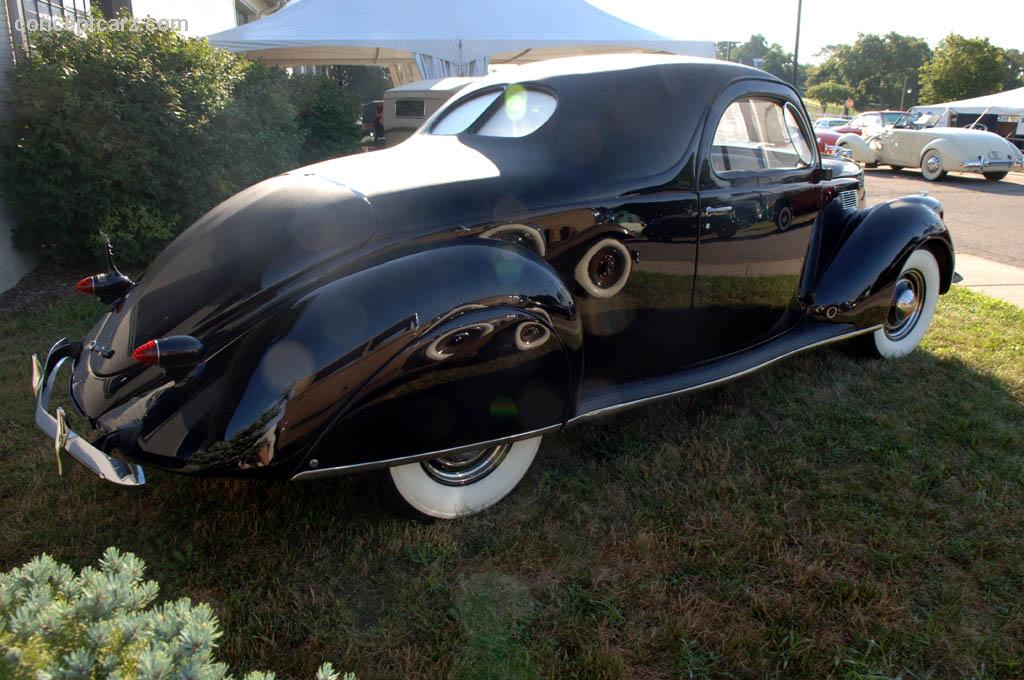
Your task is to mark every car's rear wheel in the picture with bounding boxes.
[983,171,1008,181]
[386,437,541,519]
[920,151,946,181]
[857,248,940,359]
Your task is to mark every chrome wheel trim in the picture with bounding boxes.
[421,443,511,486]
[885,270,925,341]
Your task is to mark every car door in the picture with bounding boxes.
[692,86,821,362]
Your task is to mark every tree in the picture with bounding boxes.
[919,34,1005,103]
[1001,48,1024,91]
[806,81,851,113]
[721,34,808,89]
[808,33,931,109]
[328,65,393,103]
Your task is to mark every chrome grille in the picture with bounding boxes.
[838,189,858,210]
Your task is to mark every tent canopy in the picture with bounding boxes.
[207,0,715,83]
[912,87,1024,117]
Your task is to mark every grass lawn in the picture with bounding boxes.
[2,287,1022,679]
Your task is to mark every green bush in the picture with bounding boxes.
[0,548,353,680]
[289,73,362,166]
[0,20,361,265]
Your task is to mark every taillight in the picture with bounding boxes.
[76,276,95,294]
[131,336,204,368]
[76,271,133,304]
[132,340,160,365]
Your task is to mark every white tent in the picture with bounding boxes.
[911,87,1024,127]
[207,0,715,84]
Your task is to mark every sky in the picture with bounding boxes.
[587,0,1023,63]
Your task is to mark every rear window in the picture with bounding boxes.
[431,85,556,138]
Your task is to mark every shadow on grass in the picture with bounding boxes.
[3,290,1024,678]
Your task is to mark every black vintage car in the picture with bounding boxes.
[32,55,955,519]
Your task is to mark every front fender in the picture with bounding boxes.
[809,196,953,327]
[836,133,876,164]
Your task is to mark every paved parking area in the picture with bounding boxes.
[864,169,1024,267]
[864,169,1024,306]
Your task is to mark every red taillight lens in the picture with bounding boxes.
[132,340,160,365]
[131,335,203,368]
[76,276,95,294]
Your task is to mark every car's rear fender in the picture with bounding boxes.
[806,196,953,327]
[173,240,583,476]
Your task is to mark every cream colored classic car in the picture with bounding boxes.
[837,113,1024,181]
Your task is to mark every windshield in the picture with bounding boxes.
[882,112,905,126]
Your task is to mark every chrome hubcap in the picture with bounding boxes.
[421,443,511,486]
[924,155,941,174]
[885,270,925,340]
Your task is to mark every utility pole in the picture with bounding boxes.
[792,0,802,88]
[899,75,909,110]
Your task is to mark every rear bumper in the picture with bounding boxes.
[960,158,1023,172]
[31,339,145,486]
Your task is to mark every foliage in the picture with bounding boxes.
[328,65,393,104]
[718,34,806,88]
[919,34,1007,103]
[0,548,352,680]
[288,74,362,166]
[0,20,359,265]
[805,81,852,113]
[1003,48,1024,91]
[808,32,931,110]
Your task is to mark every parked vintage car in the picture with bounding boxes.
[32,55,956,519]
[813,116,850,130]
[837,113,1024,180]
[833,110,907,136]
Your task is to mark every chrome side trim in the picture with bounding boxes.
[32,348,145,486]
[569,325,883,424]
[290,423,561,481]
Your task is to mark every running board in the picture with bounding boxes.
[571,323,880,423]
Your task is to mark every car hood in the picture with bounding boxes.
[823,157,862,180]
[87,173,376,377]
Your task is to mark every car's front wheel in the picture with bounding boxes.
[385,437,541,519]
[920,151,946,181]
[859,248,940,359]
[983,171,1008,181]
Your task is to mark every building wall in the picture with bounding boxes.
[0,0,37,294]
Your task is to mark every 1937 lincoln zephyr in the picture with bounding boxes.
[32,55,956,519]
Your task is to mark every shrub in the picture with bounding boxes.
[0,19,360,265]
[289,73,362,166]
[0,547,353,680]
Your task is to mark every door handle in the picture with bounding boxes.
[704,206,732,216]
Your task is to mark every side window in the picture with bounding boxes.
[711,97,813,174]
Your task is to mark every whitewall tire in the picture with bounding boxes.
[864,248,940,359]
[920,150,946,181]
[388,437,541,519]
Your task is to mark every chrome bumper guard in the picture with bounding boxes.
[823,144,854,161]
[31,339,145,486]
